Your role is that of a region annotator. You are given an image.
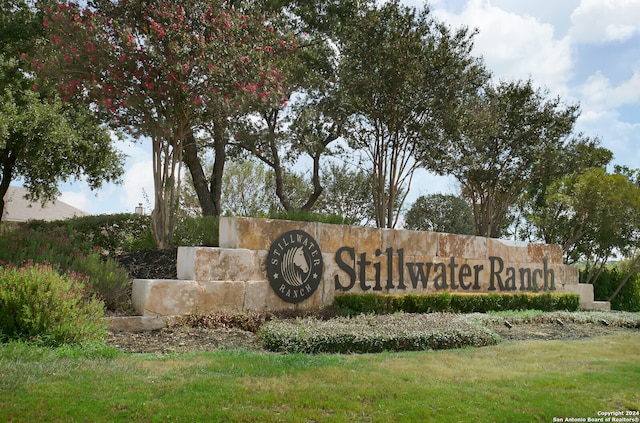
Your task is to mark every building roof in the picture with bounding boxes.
[2,186,88,222]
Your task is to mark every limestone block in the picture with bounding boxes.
[177,247,198,280]
[317,224,381,254]
[215,249,266,281]
[321,276,336,307]
[561,283,594,304]
[200,280,246,311]
[132,279,205,316]
[243,280,295,311]
[292,281,325,310]
[220,216,317,250]
[177,247,220,281]
[488,238,529,263]
[589,301,611,311]
[178,247,267,282]
[382,229,438,257]
[464,259,491,293]
[438,233,487,260]
[132,279,246,316]
[528,243,563,264]
[447,258,486,293]
[132,279,153,316]
[562,264,579,284]
[549,263,579,287]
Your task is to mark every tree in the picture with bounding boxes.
[510,134,612,241]
[37,0,293,247]
[339,0,487,228]
[229,0,355,214]
[0,0,122,225]
[405,194,474,235]
[311,162,374,225]
[533,166,640,287]
[220,159,274,217]
[434,79,582,238]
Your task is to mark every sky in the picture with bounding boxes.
[53,0,640,215]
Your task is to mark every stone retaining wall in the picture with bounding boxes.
[132,217,608,316]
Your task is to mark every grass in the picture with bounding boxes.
[1,332,639,422]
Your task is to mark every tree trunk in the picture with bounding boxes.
[300,148,324,212]
[183,130,216,216]
[151,135,182,249]
[0,149,17,230]
[209,121,227,217]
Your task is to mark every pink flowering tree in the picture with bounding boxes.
[37,0,294,247]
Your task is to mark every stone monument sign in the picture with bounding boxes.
[132,216,605,316]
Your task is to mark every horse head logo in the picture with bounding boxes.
[282,246,309,286]
[268,229,323,303]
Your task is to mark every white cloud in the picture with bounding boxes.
[59,190,93,213]
[576,108,640,168]
[433,0,573,96]
[581,70,640,111]
[120,159,155,213]
[570,0,640,44]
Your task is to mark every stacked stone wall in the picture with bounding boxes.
[132,217,602,316]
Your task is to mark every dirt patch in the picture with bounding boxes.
[107,327,261,354]
[489,322,633,341]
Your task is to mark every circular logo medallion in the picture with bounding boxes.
[267,230,323,303]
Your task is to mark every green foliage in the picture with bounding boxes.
[0,219,135,312]
[68,254,131,312]
[1,4,124,222]
[178,309,337,334]
[60,214,156,253]
[405,194,475,235]
[27,214,155,254]
[25,213,220,250]
[173,215,219,247]
[0,264,107,346]
[313,163,376,226]
[534,167,640,268]
[585,267,640,312]
[259,313,499,354]
[340,1,487,228]
[334,292,580,315]
[0,224,91,269]
[436,79,588,238]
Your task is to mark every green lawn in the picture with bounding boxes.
[1,333,639,422]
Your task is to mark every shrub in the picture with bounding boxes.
[177,309,338,333]
[586,267,640,312]
[173,215,219,247]
[0,264,107,346]
[24,214,156,255]
[0,225,134,313]
[333,292,580,315]
[0,226,90,269]
[259,313,499,354]
[69,254,131,312]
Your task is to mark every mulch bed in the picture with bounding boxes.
[114,248,178,280]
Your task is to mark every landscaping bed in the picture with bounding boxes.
[108,250,639,354]
[107,311,639,354]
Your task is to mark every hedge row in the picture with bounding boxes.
[259,313,499,354]
[333,292,581,315]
